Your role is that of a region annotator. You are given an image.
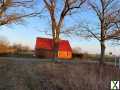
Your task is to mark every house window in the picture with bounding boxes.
[58,51,60,57]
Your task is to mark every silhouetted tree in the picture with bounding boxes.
[43,0,86,59]
[70,0,120,64]
[87,0,120,64]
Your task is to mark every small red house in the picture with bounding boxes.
[35,37,72,59]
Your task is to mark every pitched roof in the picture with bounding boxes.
[35,37,72,52]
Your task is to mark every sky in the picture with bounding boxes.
[0,0,120,56]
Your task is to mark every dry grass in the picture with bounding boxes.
[0,59,120,90]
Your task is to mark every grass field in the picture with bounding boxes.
[0,58,120,90]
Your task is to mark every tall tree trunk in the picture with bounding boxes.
[100,19,106,65]
[52,26,60,61]
[53,37,59,59]
[50,12,61,61]
[100,41,105,65]
[97,41,105,89]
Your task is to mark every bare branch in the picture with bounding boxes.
[0,0,43,25]
[88,1,102,21]
[58,0,86,28]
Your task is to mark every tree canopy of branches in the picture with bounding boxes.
[83,0,120,64]
[43,0,86,59]
[0,0,42,25]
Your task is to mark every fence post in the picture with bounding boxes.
[114,56,117,66]
[119,58,120,69]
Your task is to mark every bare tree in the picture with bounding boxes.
[75,0,120,64]
[43,0,86,59]
[0,0,42,25]
[0,36,9,54]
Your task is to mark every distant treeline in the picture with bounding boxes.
[72,47,116,61]
[0,38,32,56]
[72,52,115,62]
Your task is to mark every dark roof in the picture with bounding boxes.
[35,37,72,52]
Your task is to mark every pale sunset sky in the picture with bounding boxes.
[0,0,120,56]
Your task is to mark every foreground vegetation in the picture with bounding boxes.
[0,59,119,90]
